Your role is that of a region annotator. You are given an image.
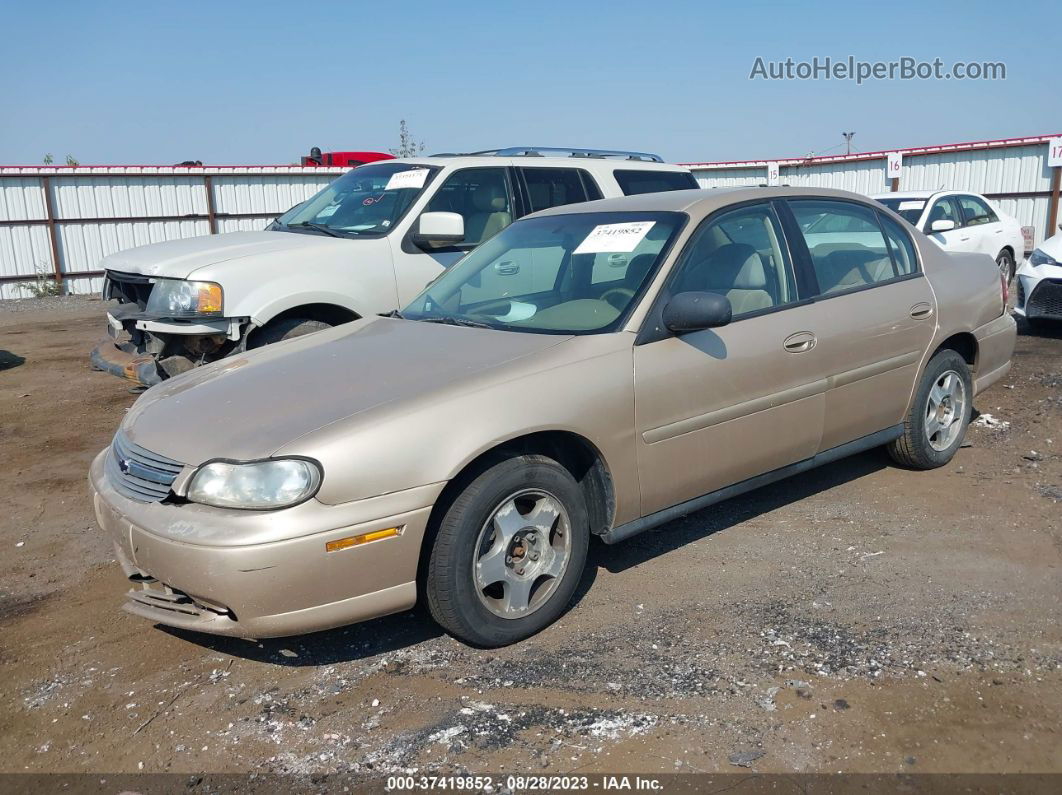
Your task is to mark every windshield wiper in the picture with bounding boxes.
[416,315,494,329]
[288,221,344,238]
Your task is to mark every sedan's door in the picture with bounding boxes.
[785,198,937,451]
[633,201,825,516]
[955,194,1004,258]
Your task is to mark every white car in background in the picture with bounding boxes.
[1014,225,1062,329]
[873,191,1025,283]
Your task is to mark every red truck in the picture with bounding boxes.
[300,147,393,167]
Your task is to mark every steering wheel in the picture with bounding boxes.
[600,286,636,310]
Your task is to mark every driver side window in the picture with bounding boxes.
[925,198,960,230]
[422,168,513,247]
[669,203,797,318]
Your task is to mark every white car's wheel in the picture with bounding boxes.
[996,250,1015,285]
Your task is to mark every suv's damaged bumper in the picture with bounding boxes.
[91,338,163,386]
[91,305,246,387]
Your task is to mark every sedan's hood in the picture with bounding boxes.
[122,318,569,464]
[99,230,352,279]
[1038,232,1062,260]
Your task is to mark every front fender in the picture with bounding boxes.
[249,290,369,326]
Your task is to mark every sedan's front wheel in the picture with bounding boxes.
[887,349,973,469]
[425,454,589,647]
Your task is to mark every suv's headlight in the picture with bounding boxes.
[1029,248,1057,268]
[146,279,223,316]
[186,459,322,509]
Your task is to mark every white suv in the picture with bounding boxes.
[872,190,1025,283]
[92,148,697,386]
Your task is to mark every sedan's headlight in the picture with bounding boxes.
[186,459,322,510]
[146,279,223,316]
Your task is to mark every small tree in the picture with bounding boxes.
[389,120,425,158]
[42,153,54,165]
[65,154,79,167]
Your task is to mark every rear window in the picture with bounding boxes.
[876,197,926,225]
[614,169,698,196]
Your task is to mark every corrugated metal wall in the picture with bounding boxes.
[689,139,1059,251]
[0,166,344,299]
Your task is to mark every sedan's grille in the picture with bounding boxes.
[1027,279,1062,319]
[106,431,184,502]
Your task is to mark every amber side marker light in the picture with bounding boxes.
[326,527,402,552]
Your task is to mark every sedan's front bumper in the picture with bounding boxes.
[89,450,443,638]
[1013,260,1062,320]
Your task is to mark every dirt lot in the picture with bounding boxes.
[1,297,1060,781]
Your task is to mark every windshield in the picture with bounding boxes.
[274,162,438,237]
[876,197,926,225]
[402,211,685,334]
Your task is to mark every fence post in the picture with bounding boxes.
[41,175,63,286]
[203,175,218,234]
[1048,166,1061,243]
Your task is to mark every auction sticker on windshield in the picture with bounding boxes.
[574,221,655,254]
[385,169,430,191]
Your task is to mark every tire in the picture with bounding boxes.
[426,454,589,647]
[250,317,330,348]
[887,349,973,469]
[996,250,1015,285]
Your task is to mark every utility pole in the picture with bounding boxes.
[842,131,856,155]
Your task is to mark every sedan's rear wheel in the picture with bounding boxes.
[426,454,589,647]
[996,250,1015,285]
[887,349,973,469]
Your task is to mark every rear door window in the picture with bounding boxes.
[614,170,698,196]
[789,199,898,294]
[956,195,998,226]
[519,168,593,213]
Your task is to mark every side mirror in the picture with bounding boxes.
[662,291,732,334]
[414,211,464,245]
[930,219,956,232]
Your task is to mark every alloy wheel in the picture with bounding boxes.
[473,489,572,619]
[925,370,967,451]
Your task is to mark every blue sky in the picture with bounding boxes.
[2,0,1057,165]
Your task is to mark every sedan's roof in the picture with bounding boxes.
[530,186,882,221]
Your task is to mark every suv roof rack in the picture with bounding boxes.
[431,147,665,163]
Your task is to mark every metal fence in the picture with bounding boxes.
[3,134,1060,301]
[684,133,1062,253]
[0,165,346,299]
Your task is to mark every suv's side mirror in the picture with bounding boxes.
[930,219,956,232]
[662,291,732,334]
[414,211,464,245]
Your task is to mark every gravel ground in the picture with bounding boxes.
[0,301,1059,782]
[0,294,104,320]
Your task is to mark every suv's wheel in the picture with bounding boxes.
[250,317,330,348]
[887,349,973,469]
[426,454,589,647]
[996,250,1015,285]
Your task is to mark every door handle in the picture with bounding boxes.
[783,331,816,353]
[960,236,970,241]
[910,302,934,319]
